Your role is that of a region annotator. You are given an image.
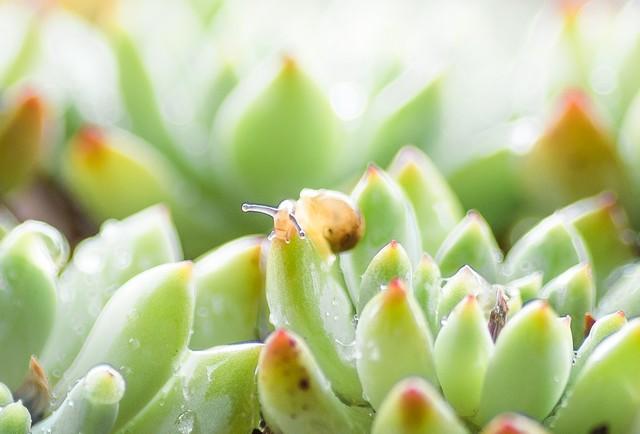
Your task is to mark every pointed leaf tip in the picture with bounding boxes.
[385,277,408,303]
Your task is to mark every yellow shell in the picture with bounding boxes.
[296,189,364,253]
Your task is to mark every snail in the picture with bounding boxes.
[242,189,364,253]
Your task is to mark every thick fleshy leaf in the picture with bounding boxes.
[436,211,501,281]
[388,146,463,254]
[211,56,344,204]
[258,329,371,434]
[341,165,421,297]
[480,413,550,434]
[413,254,441,334]
[0,222,68,389]
[198,61,238,130]
[0,401,31,434]
[366,73,443,167]
[358,240,412,313]
[551,319,640,434]
[503,213,589,284]
[60,126,231,256]
[521,91,629,214]
[53,262,194,429]
[569,311,626,386]
[436,266,491,329]
[266,233,362,404]
[448,147,525,235]
[539,263,595,348]
[356,279,436,409]
[475,301,573,425]
[434,295,493,419]
[119,344,262,434]
[372,377,468,434]
[190,236,265,349]
[505,272,542,304]
[33,365,125,434]
[41,206,182,385]
[559,194,635,298]
[0,91,44,194]
[109,30,185,175]
[597,263,640,318]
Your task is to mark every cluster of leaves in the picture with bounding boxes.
[2,1,640,257]
[0,146,639,433]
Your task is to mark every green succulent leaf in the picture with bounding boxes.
[505,272,543,304]
[41,206,182,385]
[503,213,589,284]
[109,30,178,170]
[358,240,412,313]
[388,146,463,254]
[0,401,31,434]
[266,233,362,404]
[211,56,344,204]
[198,61,238,131]
[33,365,125,434]
[356,278,437,409]
[569,311,626,387]
[521,91,630,215]
[0,222,68,389]
[258,329,371,434]
[434,295,493,419]
[341,165,421,297]
[119,343,262,434]
[475,301,573,425]
[559,193,635,298]
[366,72,443,167]
[597,263,640,318]
[436,211,501,281]
[413,253,441,334]
[190,236,265,349]
[448,147,525,235]
[436,266,491,329]
[371,377,468,434]
[539,263,595,348]
[551,319,640,434]
[53,262,194,429]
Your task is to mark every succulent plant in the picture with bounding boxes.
[0,147,639,433]
[2,0,640,257]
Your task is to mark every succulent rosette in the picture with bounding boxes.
[0,147,637,433]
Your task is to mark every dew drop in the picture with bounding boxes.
[176,410,195,434]
[128,338,140,349]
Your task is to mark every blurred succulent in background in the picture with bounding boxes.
[0,150,638,432]
[0,0,639,256]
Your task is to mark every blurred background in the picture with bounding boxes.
[0,0,639,256]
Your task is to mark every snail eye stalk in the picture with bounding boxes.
[242,201,306,241]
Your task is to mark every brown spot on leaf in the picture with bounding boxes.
[298,378,310,390]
